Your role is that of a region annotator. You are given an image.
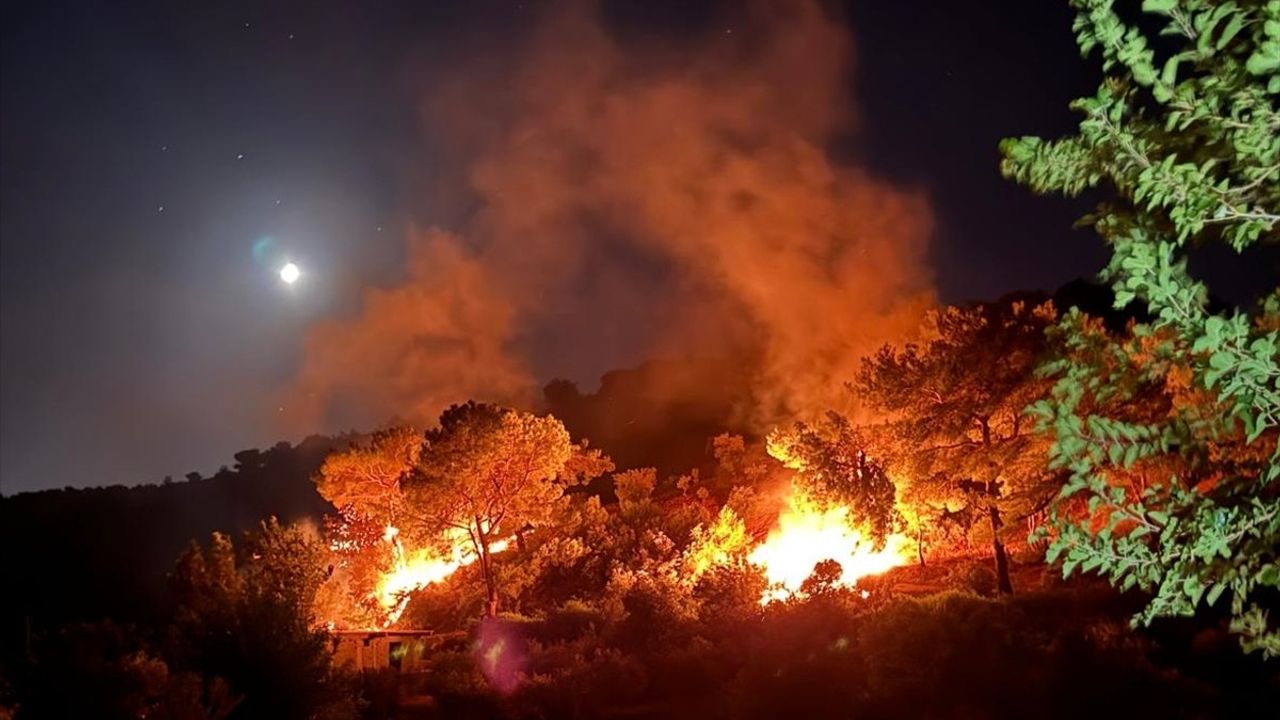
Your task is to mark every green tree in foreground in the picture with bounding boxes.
[1001,0,1279,654]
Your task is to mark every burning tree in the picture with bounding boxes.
[755,414,911,601]
[766,413,898,544]
[855,299,1061,594]
[311,406,610,627]
[313,426,429,628]
[403,402,580,617]
[315,425,422,533]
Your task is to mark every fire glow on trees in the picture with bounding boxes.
[748,489,911,604]
[370,524,511,627]
[313,413,915,627]
[326,487,912,626]
[328,488,911,627]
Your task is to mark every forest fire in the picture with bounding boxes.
[748,491,911,603]
[370,525,510,627]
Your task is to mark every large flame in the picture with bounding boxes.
[748,491,910,603]
[372,525,510,627]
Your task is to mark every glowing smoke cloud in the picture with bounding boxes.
[283,0,933,434]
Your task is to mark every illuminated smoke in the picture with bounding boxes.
[285,0,933,433]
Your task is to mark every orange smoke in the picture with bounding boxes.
[283,232,532,433]
[284,0,933,433]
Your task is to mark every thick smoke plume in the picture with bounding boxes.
[285,1,934,434]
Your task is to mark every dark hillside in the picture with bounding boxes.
[0,435,340,655]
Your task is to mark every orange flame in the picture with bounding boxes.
[748,491,910,603]
[373,525,510,627]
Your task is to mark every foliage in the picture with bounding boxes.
[766,413,898,544]
[722,588,1227,720]
[513,633,648,720]
[691,564,768,630]
[855,299,1062,592]
[315,426,422,534]
[168,519,357,720]
[14,621,238,720]
[944,561,1001,598]
[403,402,578,616]
[682,506,752,583]
[1001,0,1280,654]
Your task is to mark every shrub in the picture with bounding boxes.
[945,561,999,597]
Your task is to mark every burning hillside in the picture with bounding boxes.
[312,407,916,631]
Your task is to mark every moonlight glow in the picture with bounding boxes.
[280,262,301,284]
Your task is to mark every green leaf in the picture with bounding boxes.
[1216,12,1246,50]
[1206,582,1227,607]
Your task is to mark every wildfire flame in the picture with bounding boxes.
[373,525,510,627]
[748,491,910,603]
[325,488,909,628]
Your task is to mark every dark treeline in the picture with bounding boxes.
[0,437,337,641]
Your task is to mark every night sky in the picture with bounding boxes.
[0,1,1208,493]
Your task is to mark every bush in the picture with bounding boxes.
[719,590,1232,720]
[944,561,998,597]
[514,635,647,720]
[692,564,766,632]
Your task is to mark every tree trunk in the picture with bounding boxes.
[975,418,1012,595]
[916,526,926,567]
[988,503,1013,595]
[476,521,499,617]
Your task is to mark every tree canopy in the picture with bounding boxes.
[315,425,422,532]
[1001,0,1279,655]
[855,299,1061,593]
[766,413,898,545]
[403,402,579,616]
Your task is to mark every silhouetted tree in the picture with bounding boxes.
[167,519,356,720]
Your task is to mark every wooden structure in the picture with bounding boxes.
[330,630,465,673]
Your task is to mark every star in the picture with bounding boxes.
[236,153,244,160]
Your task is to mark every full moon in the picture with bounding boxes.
[279,262,301,284]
